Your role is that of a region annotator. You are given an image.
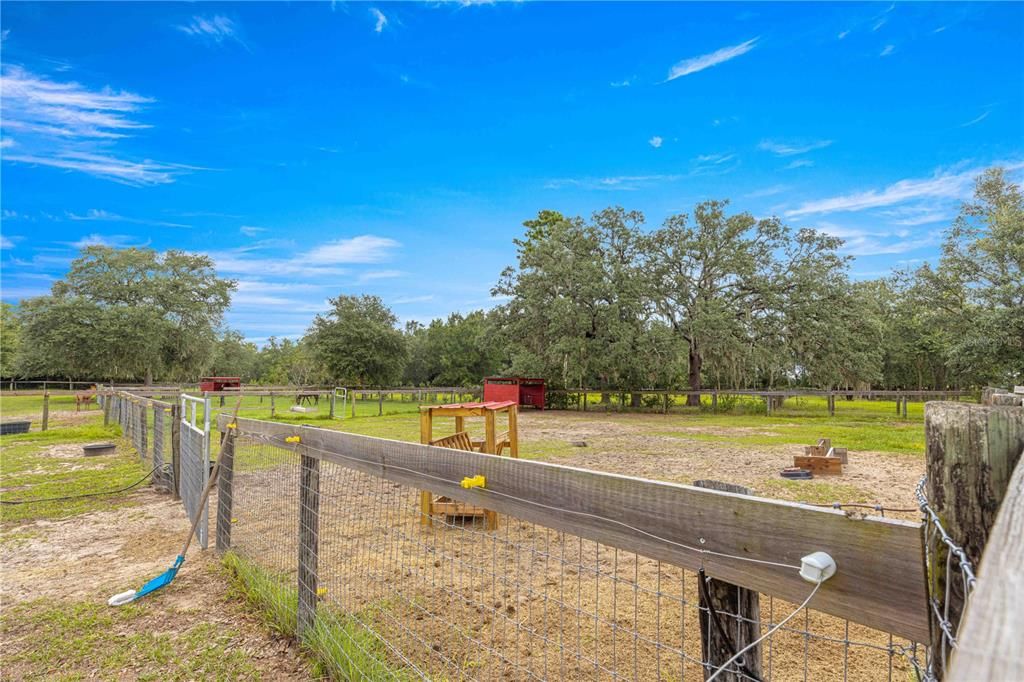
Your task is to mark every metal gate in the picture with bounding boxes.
[179,393,211,548]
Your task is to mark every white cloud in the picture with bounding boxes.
[0,138,14,149]
[69,233,147,249]
[648,136,663,149]
[610,79,631,88]
[0,235,15,249]
[880,44,895,57]
[695,153,735,164]
[873,19,888,32]
[370,7,388,33]
[305,235,399,264]
[545,174,682,191]
[359,269,405,282]
[0,65,190,185]
[665,38,758,81]
[745,184,788,199]
[392,295,434,305]
[758,139,832,156]
[177,15,246,47]
[785,159,815,170]
[959,111,990,128]
[65,208,190,228]
[838,30,850,39]
[240,225,269,237]
[785,163,1024,217]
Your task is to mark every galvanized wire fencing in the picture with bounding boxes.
[217,417,931,681]
[180,393,211,549]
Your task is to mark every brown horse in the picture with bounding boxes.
[75,386,97,412]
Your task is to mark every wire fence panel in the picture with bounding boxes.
[181,422,210,548]
[222,428,928,681]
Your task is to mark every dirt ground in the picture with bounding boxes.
[0,485,310,680]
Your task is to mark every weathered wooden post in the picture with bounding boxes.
[139,400,148,460]
[902,395,909,419]
[378,390,383,416]
[103,393,112,426]
[329,389,336,419]
[828,393,836,417]
[170,402,182,500]
[270,391,276,418]
[694,480,763,681]
[351,390,357,418]
[297,441,320,636]
[712,391,718,412]
[925,402,1024,678]
[41,391,50,431]
[216,423,236,552]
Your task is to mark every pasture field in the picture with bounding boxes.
[0,393,934,678]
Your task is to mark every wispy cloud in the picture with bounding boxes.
[813,222,935,257]
[648,136,663,149]
[758,139,832,156]
[68,233,149,249]
[0,65,191,185]
[65,208,190,228]
[0,236,15,249]
[212,235,401,278]
[785,163,1024,217]
[665,37,758,82]
[873,19,888,32]
[240,225,269,237]
[305,235,399,264]
[880,44,895,57]
[784,159,815,170]
[545,174,682,191]
[745,184,788,199]
[610,79,632,88]
[837,30,850,40]
[177,15,247,48]
[959,111,990,128]
[370,7,388,33]
[359,269,405,283]
[393,295,434,305]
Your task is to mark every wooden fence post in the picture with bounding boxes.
[139,401,148,460]
[351,390,357,418]
[378,391,383,416]
[297,448,320,637]
[103,394,112,427]
[925,402,1024,677]
[902,396,909,419]
[170,403,181,500]
[694,480,763,681]
[329,389,336,419]
[270,391,276,418]
[712,391,718,412]
[216,426,236,552]
[41,391,49,431]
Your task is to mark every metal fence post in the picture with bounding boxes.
[41,391,50,431]
[171,403,181,500]
[216,425,236,552]
[297,446,320,636]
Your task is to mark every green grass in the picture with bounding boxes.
[642,396,928,454]
[756,478,874,505]
[0,599,262,681]
[223,552,407,680]
[1,393,100,419]
[0,423,148,524]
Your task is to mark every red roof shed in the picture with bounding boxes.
[483,377,546,410]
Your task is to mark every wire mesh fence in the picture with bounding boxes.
[219,421,931,681]
[180,395,211,549]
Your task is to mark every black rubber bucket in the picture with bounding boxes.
[0,420,31,435]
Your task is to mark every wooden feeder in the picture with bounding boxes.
[419,401,519,529]
[793,438,847,476]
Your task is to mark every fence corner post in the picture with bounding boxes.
[103,394,111,426]
[216,425,236,552]
[694,479,763,682]
[170,403,182,500]
[41,391,50,431]
[329,389,336,419]
[925,401,1024,678]
[297,444,321,637]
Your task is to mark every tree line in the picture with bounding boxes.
[2,167,1020,393]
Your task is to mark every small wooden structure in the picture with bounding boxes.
[483,377,546,410]
[792,437,847,475]
[199,376,241,393]
[420,401,519,529]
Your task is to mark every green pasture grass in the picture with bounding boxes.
[0,423,149,524]
[0,393,98,419]
[224,551,407,680]
[0,599,261,681]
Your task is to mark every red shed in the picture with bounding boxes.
[483,377,546,410]
[199,376,241,392]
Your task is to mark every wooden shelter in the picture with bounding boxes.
[419,401,519,529]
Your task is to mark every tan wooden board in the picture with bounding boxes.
[794,455,844,475]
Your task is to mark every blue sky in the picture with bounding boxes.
[1,1,1022,345]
